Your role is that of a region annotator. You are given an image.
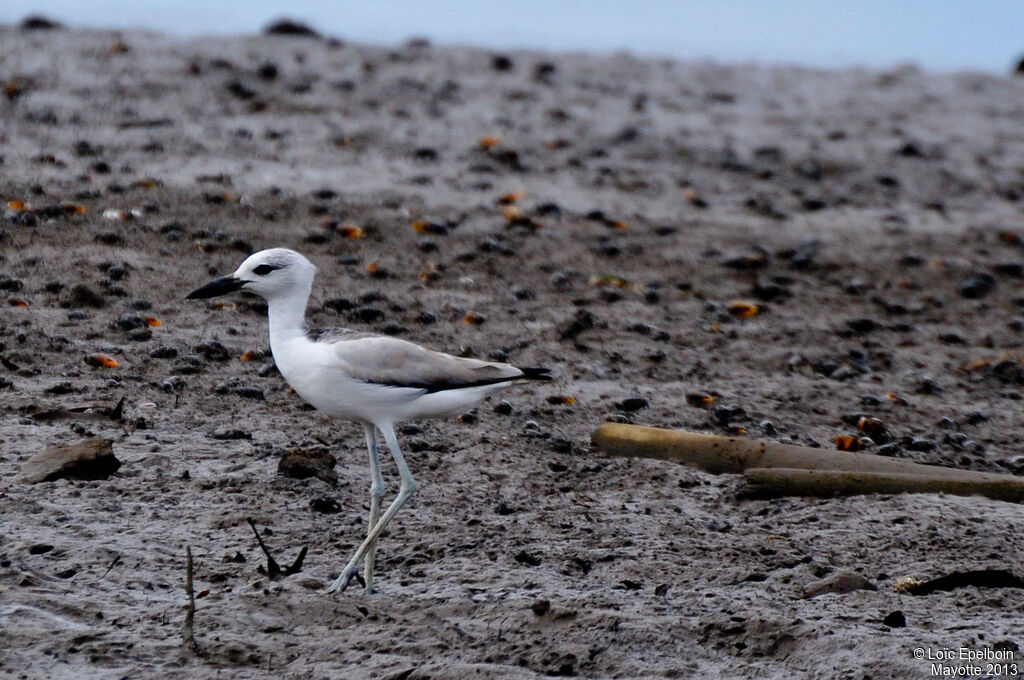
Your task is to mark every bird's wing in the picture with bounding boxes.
[325,335,523,392]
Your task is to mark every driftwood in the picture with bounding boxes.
[742,468,1024,503]
[591,422,1024,503]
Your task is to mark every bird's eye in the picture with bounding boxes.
[253,264,278,276]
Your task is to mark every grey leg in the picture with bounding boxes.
[328,422,418,594]
[363,423,384,594]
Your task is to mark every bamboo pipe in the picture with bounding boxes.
[591,422,1019,487]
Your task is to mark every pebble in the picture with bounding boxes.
[846,318,878,333]
[195,340,231,362]
[211,428,251,440]
[905,437,935,452]
[882,611,907,628]
[113,313,145,331]
[514,550,541,566]
[616,397,649,412]
[711,403,745,425]
[494,400,513,415]
[310,497,341,514]
[150,346,178,359]
[161,376,185,392]
[263,19,320,38]
[235,386,265,400]
[959,272,995,299]
[876,443,900,456]
[65,284,106,308]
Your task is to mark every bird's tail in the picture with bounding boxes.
[519,366,553,381]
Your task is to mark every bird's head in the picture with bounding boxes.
[186,248,317,302]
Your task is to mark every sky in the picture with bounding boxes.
[2,0,1022,73]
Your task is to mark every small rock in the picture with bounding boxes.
[616,397,649,412]
[65,284,106,308]
[310,496,342,514]
[263,18,320,38]
[277,448,337,484]
[711,403,745,425]
[491,54,514,71]
[235,386,265,400]
[256,62,278,80]
[210,428,251,440]
[846,318,878,333]
[514,550,541,567]
[149,346,178,359]
[883,611,907,628]
[45,381,79,395]
[21,439,120,483]
[801,571,877,598]
[530,598,550,615]
[113,313,145,331]
[959,272,996,299]
[906,437,935,452]
[21,15,63,30]
[195,340,231,362]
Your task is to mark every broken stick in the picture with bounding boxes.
[183,546,201,655]
[591,422,1024,503]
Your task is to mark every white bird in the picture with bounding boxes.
[187,247,550,593]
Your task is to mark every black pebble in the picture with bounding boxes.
[514,550,541,566]
[491,54,514,71]
[846,318,877,333]
[494,400,513,415]
[113,313,144,331]
[263,19,320,38]
[617,397,649,412]
[882,611,906,628]
[195,340,231,362]
[530,599,550,616]
[310,497,342,514]
[65,284,106,308]
[211,428,251,440]
[959,272,995,299]
[711,403,745,425]
[257,62,279,80]
[906,437,935,452]
[235,386,265,400]
[21,15,62,30]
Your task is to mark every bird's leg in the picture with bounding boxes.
[328,423,418,594]
[363,423,384,594]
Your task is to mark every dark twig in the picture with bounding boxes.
[247,518,307,578]
[247,518,282,578]
[100,553,121,578]
[183,546,202,655]
[108,395,126,421]
[284,546,308,576]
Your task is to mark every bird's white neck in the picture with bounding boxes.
[266,285,312,347]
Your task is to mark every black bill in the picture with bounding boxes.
[185,276,246,299]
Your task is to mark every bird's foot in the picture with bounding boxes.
[326,567,365,594]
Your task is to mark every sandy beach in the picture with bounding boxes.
[2,20,1024,679]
